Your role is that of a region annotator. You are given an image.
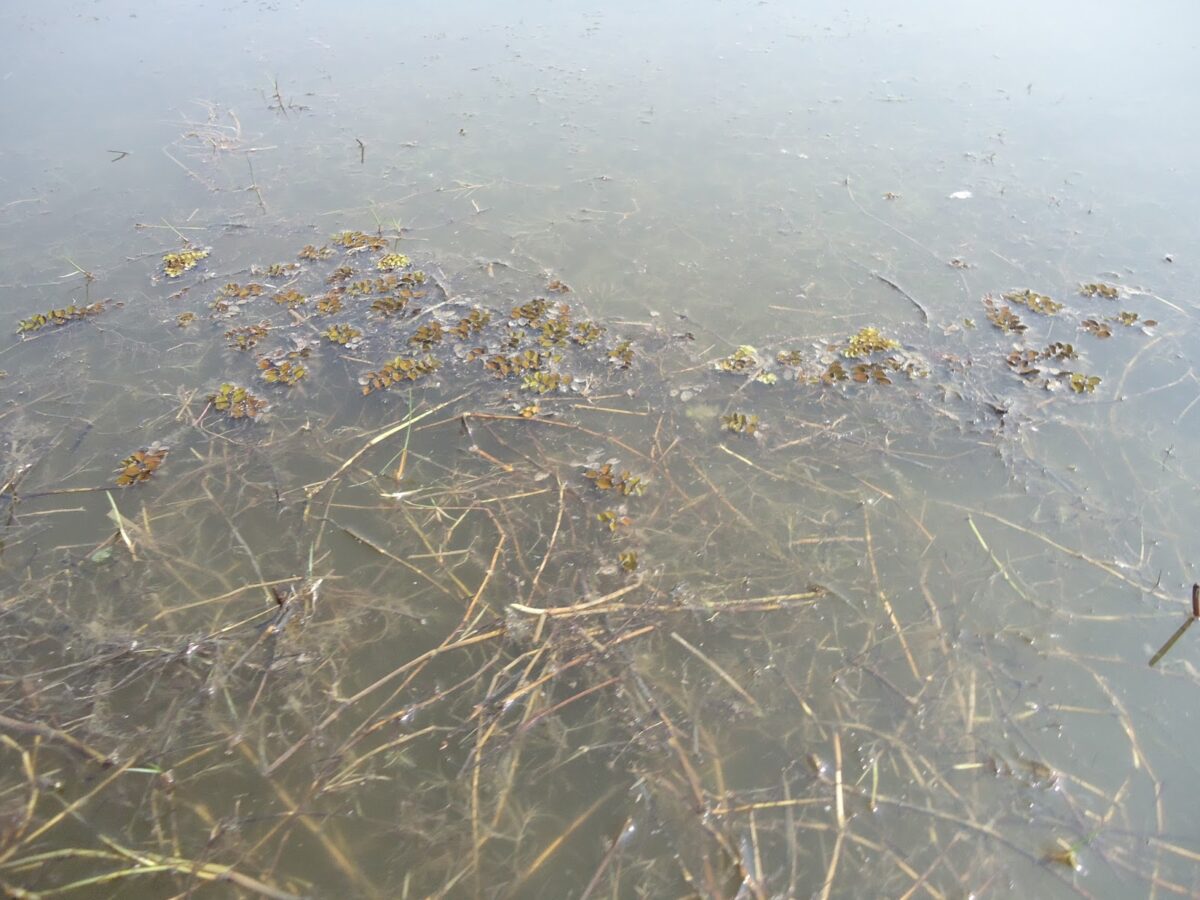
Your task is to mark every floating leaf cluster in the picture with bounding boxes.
[220,283,265,300]
[1003,289,1062,315]
[371,295,411,317]
[776,349,805,367]
[376,253,410,272]
[323,323,362,346]
[298,244,334,261]
[315,291,344,315]
[452,309,492,339]
[512,298,553,326]
[162,248,209,278]
[115,445,169,486]
[608,340,635,369]
[1080,282,1119,299]
[1068,373,1101,394]
[1081,318,1112,338]
[485,350,544,378]
[225,323,271,350]
[1115,311,1157,328]
[715,345,760,373]
[410,322,444,348]
[849,363,892,384]
[348,276,398,296]
[983,297,1027,334]
[522,371,571,394]
[176,312,196,327]
[328,265,355,283]
[258,358,307,386]
[360,355,439,394]
[584,463,646,496]
[17,302,105,334]
[844,327,901,358]
[272,289,307,308]
[210,383,267,419]
[332,231,387,252]
[547,279,571,293]
[573,321,604,346]
[597,510,632,532]
[722,412,759,435]
[262,262,300,279]
[619,550,639,572]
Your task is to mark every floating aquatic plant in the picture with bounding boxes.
[1003,289,1062,315]
[722,412,759,435]
[271,289,307,308]
[597,510,632,532]
[608,340,635,369]
[619,550,639,572]
[512,298,552,326]
[261,262,300,279]
[547,279,571,293]
[115,445,169,487]
[322,323,362,346]
[17,302,106,334]
[573,321,604,347]
[983,297,1027,334]
[210,383,267,419]
[162,247,209,278]
[452,309,492,339]
[1067,372,1101,394]
[359,355,440,394]
[522,371,571,394]
[315,291,344,315]
[410,322,444,349]
[376,253,410,272]
[485,350,544,378]
[332,230,387,252]
[258,355,308,386]
[219,283,265,300]
[844,327,900,358]
[298,244,334,261]
[176,312,196,328]
[1080,282,1119,299]
[584,463,646,496]
[851,363,892,384]
[370,295,411,317]
[715,345,760,373]
[225,322,271,350]
[1081,319,1112,338]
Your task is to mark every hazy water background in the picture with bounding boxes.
[2,1,1200,897]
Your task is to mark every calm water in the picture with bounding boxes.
[1,2,1199,897]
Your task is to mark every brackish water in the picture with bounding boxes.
[1,2,1199,898]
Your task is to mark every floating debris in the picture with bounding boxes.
[17,302,106,334]
[210,383,268,419]
[547,279,571,293]
[162,247,209,278]
[115,444,169,487]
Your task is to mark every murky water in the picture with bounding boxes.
[2,2,1199,897]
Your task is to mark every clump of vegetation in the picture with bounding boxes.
[315,291,344,315]
[17,302,105,334]
[360,355,440,394]
[452,309,492,339]
[210,383,267,419]
[608,340,635,369]
[410,322,444,349]
[485,350,544,378]
[715,345,760,373]
[225,322,271,350]
[332,230,387,252]
[1114,311,1157,327]
[1003,289,1062,315]
[722,412,759,435]
[512,298,553,326]
[376,253,410,272]
[1081,318,1112,338]
[262,262,300,279]
[298,244,334,261]
[271,289,307,308]
[176,312,196,327]
[843,327,900,358]
[1067,372,1101,394]
[162,247,209,278]
[328,265,355,283]
[115,445,169,486]
[983,296,1027,333]
[573,321,605,346]
[547,279,571,293]
[850,362,892,384]
[821,361,849,383]
[584,463,647,496]
[370,295,411,317]
[322,323,363,346]
[258,356,308,386]
[776,349,804,367]
[597,509,632,531]
[619,550,639,572]
[1080,282,1119,299]
[219,283,266,300]
[522,371,572,394]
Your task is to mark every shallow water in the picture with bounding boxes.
[1,2,1199,898]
